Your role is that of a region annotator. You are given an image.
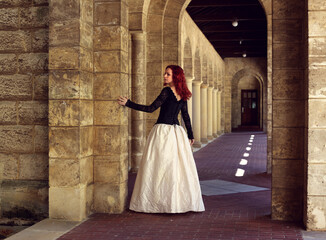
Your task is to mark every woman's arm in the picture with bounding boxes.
[118,87,169,113]
[181,101,194,140]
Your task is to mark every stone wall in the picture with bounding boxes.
[0,0,49,220]
[305,0,326,231]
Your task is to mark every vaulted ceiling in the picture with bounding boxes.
[186,0,267,59]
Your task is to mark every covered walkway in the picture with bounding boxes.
[56,132,305,240]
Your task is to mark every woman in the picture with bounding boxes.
[117,65,205,213]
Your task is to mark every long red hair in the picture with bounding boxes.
[164,65,192,101]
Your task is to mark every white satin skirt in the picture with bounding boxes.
[129,124,205,213]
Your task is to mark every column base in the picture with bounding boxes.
[207,135,214,140]
[201,138,208,144]
[213,133,218,138]
[193,141,202,148]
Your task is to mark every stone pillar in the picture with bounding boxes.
[93,0,129,213]
[305,0,326,231]
[207,86,213,140]
[200,84,208,143]
[130,32,145,172]
[217,91,222,134]
[186,77,194,121]
[49,0,94,220]
[192,81,202,147]
[213,88,218,138]
[271,0,305,221]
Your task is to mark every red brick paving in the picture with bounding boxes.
[58,132,303,240]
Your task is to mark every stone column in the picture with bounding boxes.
[207,86,213,140]
[192,80,202,147]
[213,88,218,138]
[49,0,94,221]
[130,32,145,172]
[93,0,129,213]
[200,84,208,143]
[305,0,326,231]
[217,91,221,134]
[186,77,194,121]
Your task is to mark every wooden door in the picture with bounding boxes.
[241,90,258,126]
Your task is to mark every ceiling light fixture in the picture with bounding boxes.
[232,19,238,27]
[239,40,242,45]
[242,52,247,58]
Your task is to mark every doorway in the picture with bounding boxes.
[241,90,259,127]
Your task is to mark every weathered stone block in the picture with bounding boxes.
[80,71,93,99]
[0,0,32,7]
[272,160,303,189]
[273,43,303,69]
[272,188,302,221]
[273,20,303,43]
[94,51,120,72]
[94,157,120,183]
[273,0,304,19]
[272,127,303,159]
[80,21,93,49]
[0,30,31,52]
[80,156,93,186]
[20,6,49,28]
[0,54,17,74]
[49,127,79,158]
[307,196,326,230]
[94,126,120,155]
[18,53,48,73]
[81,0,93,25]
[32,28,49,52]
[0,8,19,29]
[308,99,326,127]
[80,126,93,157]
[308,129,326,163]
[94,73,128,100]
[94,100,127,126]
[0,153,18,180]
[307,164,326,196]
[18,101,48,125]
[309,0,326,10]
[49,70,79,99]
[34,74,49,100]
[49,20,79,47]
[19,154,48,180]
[33,0,49,5]
[80,47,93,72]
[273,100,304,127]
[35,125,49,153]
[49,158,80,187]
[0,126,34,152]
[94,26,128,51]
[49,47,79,70]
[49,0,80,22]
[272,69,304,99]
[129,12,143,31]
[93,181,127,213]
[95,2,121,26]
[49,186,86,221]
[80,100,93,126]
[0,101,16,125]
[309,37,326,57]
[309,11,326,37]
[1,180,48,220]
[146,76,164,89]
[49,100,80,126]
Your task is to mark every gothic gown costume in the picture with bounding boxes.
[126,87,205,213]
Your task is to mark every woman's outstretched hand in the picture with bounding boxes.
[189,139,195,146]
[117,96,128,106]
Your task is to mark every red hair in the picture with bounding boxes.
[164,65,192,101]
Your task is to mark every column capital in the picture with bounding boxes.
[201,83,209,89]
[208,86,214,90]
[186,77,195,82]
[130,31,144,40]
[192,80,202,86]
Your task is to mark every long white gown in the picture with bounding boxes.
[126,87,205,213]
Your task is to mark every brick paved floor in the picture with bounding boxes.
[58,132,303,240]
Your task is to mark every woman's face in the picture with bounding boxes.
[164,68,173,85]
